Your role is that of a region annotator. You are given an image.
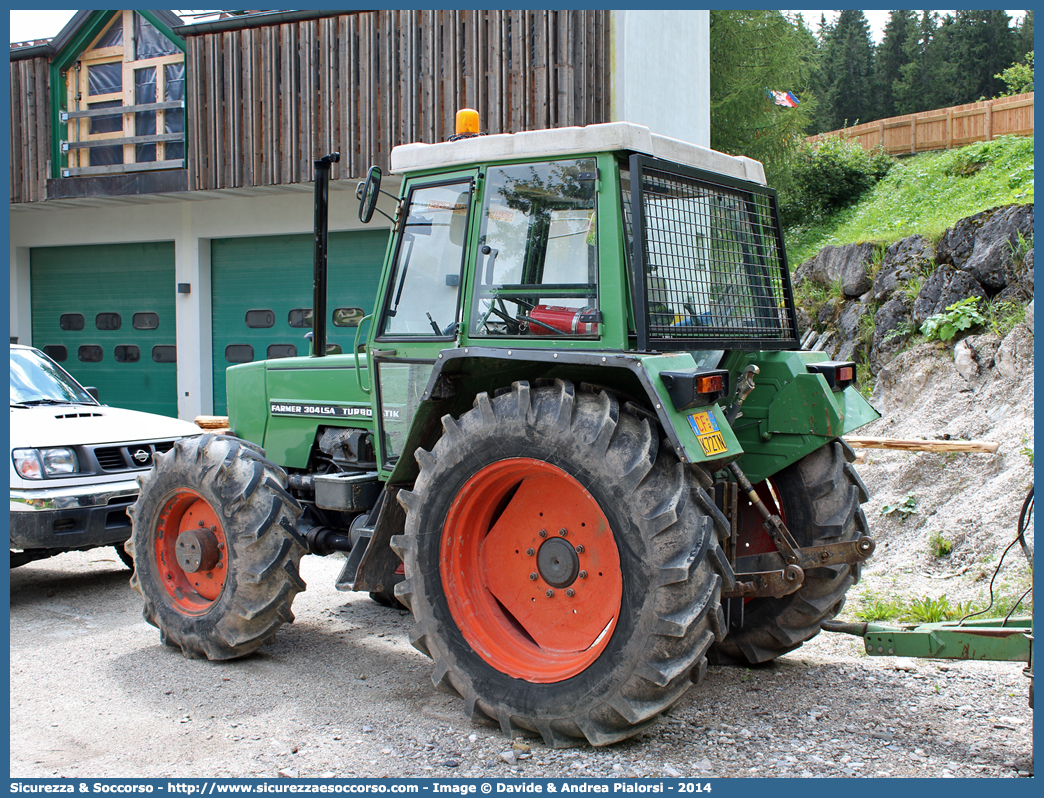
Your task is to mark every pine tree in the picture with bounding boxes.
[1015,11,1034,60]
[895,11,943,114]
[874,10,916,120]
[820,10,875,130]
[930,13,960,108]
[708,10,815,191]
[807,13,835,134]
[948,10,1016,102]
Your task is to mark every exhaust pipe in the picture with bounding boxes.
[312,152,340,358]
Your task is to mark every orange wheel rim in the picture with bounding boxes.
[154,489,228,614]
[441,458,622,682]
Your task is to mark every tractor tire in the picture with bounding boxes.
[114,544,135,570]
[711,439,870,665]
[391,380,729,747]
[128,434,307,660]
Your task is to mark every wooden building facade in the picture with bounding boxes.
[11,10,611,203]
[185,10,610,190]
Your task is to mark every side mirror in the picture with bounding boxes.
[85,386,100,402]
[357,165,382,223]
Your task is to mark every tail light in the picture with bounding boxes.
[660,369,731,411]
[807,360,857,391]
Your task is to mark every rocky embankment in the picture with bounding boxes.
[793,203,1034,371]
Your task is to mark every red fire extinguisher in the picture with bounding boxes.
[527,305,599,335]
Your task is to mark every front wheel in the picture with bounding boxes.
[115,544,135,570]
[712,440,870,665]
[128,434,307,660]
[392,380,729,747]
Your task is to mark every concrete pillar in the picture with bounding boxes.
[609,10,710,148]
[10,246,33,345]
[174,203,212,420]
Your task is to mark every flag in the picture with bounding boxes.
[770,90,800,108]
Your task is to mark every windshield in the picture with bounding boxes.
[10,348,97,406]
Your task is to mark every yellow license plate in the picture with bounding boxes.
[697,430,729,456]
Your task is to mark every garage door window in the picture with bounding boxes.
[43,345,68,362]
[133,312,159,330]
[152,345,176,363]
[288,309,313,328]
[96,313,121,331]
[246,310,275,328]
[267,344,297,359]
[60,314,85,331]
[225,344,254,363]
[333,307,365,327]
[79,345,103,362]
[114,345,140,363]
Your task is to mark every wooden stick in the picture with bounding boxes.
[194,415,230,430]
[843,436,999,454]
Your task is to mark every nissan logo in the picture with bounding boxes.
[133,449,151,464]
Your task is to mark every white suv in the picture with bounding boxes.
[10,344,201,568]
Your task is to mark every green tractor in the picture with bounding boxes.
[128,118,879,747]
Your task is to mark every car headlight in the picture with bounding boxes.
[42,447,79,476]
[12,447,79,479]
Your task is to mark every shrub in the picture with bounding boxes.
[920,297,988,342]
[880,493,918,521]
[995,51,1034,97]
[781,135,893,224]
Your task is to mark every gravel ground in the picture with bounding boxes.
[8,549,1033,780]
[9,325,1035,780]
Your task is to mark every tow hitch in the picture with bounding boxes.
[720,460,875,599]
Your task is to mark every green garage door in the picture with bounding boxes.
[210,229,389,414]
[30,242,178,417]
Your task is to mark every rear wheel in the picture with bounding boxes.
[392,380,729,747]
[712,440,869,665]
[128,434,307,660]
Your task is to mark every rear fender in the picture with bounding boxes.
[721,350,880,483]
[386,347,744,485]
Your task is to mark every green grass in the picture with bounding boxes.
[851,586,1033,623]
[786,135,1035,267]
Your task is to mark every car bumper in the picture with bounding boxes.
[9,478,140,551]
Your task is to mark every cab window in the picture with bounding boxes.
[470,159,599,338]
[380,180,472,338]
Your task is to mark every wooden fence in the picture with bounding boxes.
[185,9,610,191]
[809,92,1034,155]
[9,54,51,204]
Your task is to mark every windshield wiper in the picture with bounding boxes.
[20,398,76,406]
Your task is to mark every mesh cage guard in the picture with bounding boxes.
[626,154,800,352]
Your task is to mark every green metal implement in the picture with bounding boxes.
[823,618,1033,662]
